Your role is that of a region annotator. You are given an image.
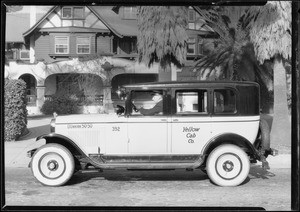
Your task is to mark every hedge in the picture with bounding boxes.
[41,92,80,115]
[5,79,28,141]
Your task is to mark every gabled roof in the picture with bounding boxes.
[90,6,138,37]
[22,6,57,38]
[22,6,137,40]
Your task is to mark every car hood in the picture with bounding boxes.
[55,113,126,124]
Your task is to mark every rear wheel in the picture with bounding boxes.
[206,144,250,187]
[31,144,75,186]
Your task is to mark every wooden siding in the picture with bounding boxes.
[96,36,111,53]
[34,33,52,63]
[42,32,98,61]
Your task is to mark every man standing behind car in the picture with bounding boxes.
[139,91,163,116]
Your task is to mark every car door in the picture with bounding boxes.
[127,90,169,154]
[171,88,212,154]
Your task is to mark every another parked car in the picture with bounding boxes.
[27,81,277,187]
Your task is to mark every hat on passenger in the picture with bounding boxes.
[151,90,162,96]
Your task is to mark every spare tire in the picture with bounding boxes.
[258,118,271,151]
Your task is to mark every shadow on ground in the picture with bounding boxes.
[249,165,276,180]
[67,169,209,186]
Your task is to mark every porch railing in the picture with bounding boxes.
[44,95,103,106]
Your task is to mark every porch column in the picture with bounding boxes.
[36,86,45,114]
[103,86,114,114]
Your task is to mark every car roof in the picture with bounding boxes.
[122,81,259,90]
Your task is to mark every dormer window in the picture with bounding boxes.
[62,6,84,19]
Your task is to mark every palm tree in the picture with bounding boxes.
[246,1,291,146]
[137,6,188,81]
[192,6,272,87]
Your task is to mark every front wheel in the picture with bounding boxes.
[206,144,250,187]
[31,144,75,186]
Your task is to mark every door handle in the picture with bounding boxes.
[173,119,178,122]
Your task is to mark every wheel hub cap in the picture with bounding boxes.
[222,160,234,172]
[47,160,58,171]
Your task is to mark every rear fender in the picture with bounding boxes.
[201,133,260,161]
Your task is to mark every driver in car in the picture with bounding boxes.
[135,91,163,116]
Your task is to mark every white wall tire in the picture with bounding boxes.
[206,144,250,187]
[31,144,75,186]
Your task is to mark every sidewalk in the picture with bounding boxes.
[4,115,291,169]
[4,115,52,168]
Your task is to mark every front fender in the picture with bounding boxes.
[201,133,260,160]
[36,133,87,158]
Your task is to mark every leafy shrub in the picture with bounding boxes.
[5,79,28,141]
[41,92,80,115]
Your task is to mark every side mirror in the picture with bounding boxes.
[116,88,127,100]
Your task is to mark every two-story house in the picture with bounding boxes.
[5,5,215,114]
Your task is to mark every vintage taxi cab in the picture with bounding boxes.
[28,81,277,187]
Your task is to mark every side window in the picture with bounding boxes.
[131,90,164,116]
[176,90,208,114]
[214,89,237,114]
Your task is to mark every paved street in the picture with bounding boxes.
[4,166,291,210]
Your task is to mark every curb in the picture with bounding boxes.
[266,154,291,169]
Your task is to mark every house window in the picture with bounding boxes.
[123,7,137,19]
[118,37,137,54]
[188,10,195,22]
[62,6,84,19]
[55,36,69,54]
[187,38,196,55]
[198,40,203,55]
[62,7,72,18]
[77,37,90,54]
[19,50,30,60]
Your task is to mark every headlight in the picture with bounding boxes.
[50,118,55,132]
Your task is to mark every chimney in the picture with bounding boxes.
[30,6,36,27]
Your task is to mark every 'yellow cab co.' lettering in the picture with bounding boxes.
[183,126,200,144]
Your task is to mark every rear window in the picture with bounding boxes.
[213,89,237,114]
[237,85,260,115]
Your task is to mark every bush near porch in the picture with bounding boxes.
[4,79,28,141]
[41,92,80,115]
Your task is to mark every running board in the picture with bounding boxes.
[85,154,204,170]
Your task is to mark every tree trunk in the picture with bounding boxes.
[270,55,291,147]
[158,62,172,82]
